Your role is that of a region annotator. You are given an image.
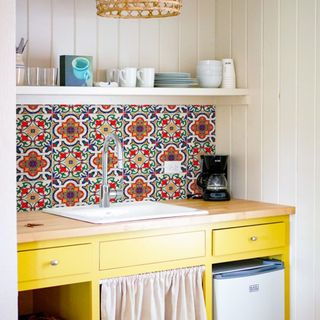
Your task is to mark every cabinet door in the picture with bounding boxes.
[100,231,206,270]
[212,223,286,256]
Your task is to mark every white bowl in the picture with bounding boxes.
[198,60,222,66]
[198,74,222,88]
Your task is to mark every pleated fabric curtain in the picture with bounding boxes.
[101,266,207,320]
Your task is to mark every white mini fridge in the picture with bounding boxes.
[213,259,284,320]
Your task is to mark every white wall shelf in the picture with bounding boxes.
[16,86,249,105]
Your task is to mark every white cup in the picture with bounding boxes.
[222,59,236,88]
[137,68,155,87]
[109,69,121,83]
[119,67,137,87]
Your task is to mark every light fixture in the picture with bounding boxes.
[96,0,183,19]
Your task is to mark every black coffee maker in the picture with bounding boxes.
[197,155,231,201]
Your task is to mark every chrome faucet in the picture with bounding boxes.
[100,133,123,208]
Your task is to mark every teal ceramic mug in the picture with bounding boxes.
[72,57,91,81]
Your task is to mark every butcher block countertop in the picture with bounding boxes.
[17,199,295,244]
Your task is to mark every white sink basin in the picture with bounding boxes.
[43,201,208,224]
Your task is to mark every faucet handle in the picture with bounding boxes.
[109,189,123,199]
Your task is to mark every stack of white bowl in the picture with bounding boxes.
[196,60,222,88]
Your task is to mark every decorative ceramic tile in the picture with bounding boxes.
[123,143,156,176]
[123,111,156,145]
[17,148,51,182]
[86,176,123,205]
[187,105,215,143]
[88,144,122,178]
[123,105,156,115]
[16,114,52,151]
[88,104,123,114]
[52,113,88,147]
[88,113,123,148]
[155,144,187,174]
[52,178,88,207]
[155,113,187,146]
[123,174,156,202]
[53,104,89,114]
[155,105,188,114]
[155,173,187,200]
[16,104,52,115]
[187,142,216,178]
[187,178,203,196]
[17,180,52,212]
[52,144,89,179]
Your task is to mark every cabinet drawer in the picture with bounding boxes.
[212,223,285,256]
[100,231,205,270]
[18,244,92,282]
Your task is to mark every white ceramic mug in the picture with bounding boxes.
[119,67,137,87]
[137,68,155,87]
[109,69,121,83]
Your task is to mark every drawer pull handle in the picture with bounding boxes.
[250,236,258,241]
[50,260,59,266]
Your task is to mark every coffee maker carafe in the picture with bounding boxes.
[197,155,230,201]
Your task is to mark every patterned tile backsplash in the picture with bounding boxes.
[16,104,215,212]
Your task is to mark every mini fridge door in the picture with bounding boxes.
[213,260,285,320]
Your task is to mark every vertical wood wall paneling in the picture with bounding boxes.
[118,20,139,68]
[75,0,97,78]
[28,0,52,67]
[16,0,28,63]
[261,0,280,203]
[52,0,75,68]
[214,0,233,190]
[229,0,248,199]
[296,0,317,318]
[278,1,298,317]
[246,0,262,201]
[159,17,180,72]
[198,0,215,61]
[97,18,119,81]
[179,0,198,75]
[315,1,320,318]
[139,20,160,71]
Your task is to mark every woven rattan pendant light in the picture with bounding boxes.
[96,0,183,19]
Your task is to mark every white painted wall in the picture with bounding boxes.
[0,0,17,318]
[215,0,320,319]
[16,0,215,80]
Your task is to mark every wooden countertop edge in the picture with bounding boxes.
[17,199,295,244]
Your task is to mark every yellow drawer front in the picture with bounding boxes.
[212,223,285,256]
[100,231,205,270]
[18,244,92,282]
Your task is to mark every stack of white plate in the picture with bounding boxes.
[154,72,198,88]
[197,60,222,88]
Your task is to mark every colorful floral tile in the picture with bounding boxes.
[52,113,88,148]
[52,144,89,180]
[16,104,52,115]
[16,114,52,151]
[123,111,157,145]
[88,113,123,148]
[187,105,215,143]
[86,176,123,205]
[187,142,216,178]
[155,105,188,114]
[123,174,156,202]
[88,105,123,114]
[17,180,52,212]
[52,178,88,207]
[155,144,187,174]
[155,173,187,201]
[187,178,203,197]
[155,113,188,147]
[88,144,123,178]
[52,104,89,114]
[17,148,51,182]
[123,105,156,115]
[123,143,156,176]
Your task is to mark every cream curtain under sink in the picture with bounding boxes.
[101,266,207,320]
